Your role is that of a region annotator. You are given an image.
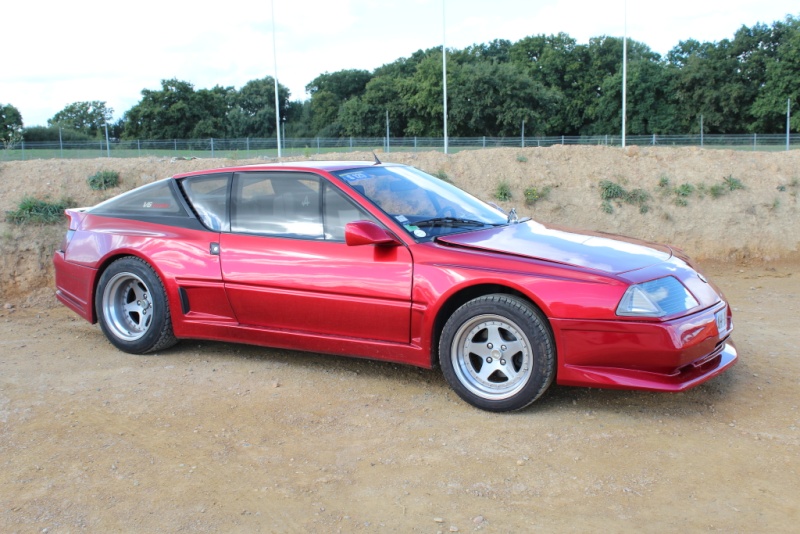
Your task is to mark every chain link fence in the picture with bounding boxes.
[2,133,797,161]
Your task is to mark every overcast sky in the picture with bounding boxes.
[3,0,797,126]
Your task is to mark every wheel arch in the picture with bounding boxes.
[90,252,167,323]
[429,283,555,368]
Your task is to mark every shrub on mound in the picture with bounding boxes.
[5,197,76,225]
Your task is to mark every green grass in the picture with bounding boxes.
[524,185,551,206]
[5,197,75,225]
[599,180,651,213]
[495,181,513,201]
[88,170,120,190]
[723,175,745,191]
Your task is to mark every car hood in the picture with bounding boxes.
[436,220,672,275]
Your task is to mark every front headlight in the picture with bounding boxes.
[616,276,699,317]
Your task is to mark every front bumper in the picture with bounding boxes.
[552,303,737,392]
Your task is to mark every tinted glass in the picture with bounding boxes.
[322,184,374,241]
[91,179,188,217]
[232,172,323,238]
[180,173,230,231]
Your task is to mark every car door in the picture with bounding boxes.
[219,171,413,344]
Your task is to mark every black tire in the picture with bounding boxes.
[95,257,177,354]
[439,294,555,412]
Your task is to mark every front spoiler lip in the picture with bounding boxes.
[558,339,738,392]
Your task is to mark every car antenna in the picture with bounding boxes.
[372,152,382,165]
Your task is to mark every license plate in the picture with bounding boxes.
[714,307,727,334]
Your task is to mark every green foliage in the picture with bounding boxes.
[516,154,528,163]
[87,170,120,190]
[674,183,695,197]
[495,181,512,201]
[22,126,91,142]
[599,180,651,213]
[658,176,670,189]
[599,180,626,200]
[433,170,452,183]
[5,197,75,225]
[2,103,24,147]
[524,185,551,206]
[723,175,745,191]
[48,101,113,138]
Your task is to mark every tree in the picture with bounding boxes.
[306,69,371,135]
[123,79,237,139]
[449,62,559,136]
[751,16,800,132]
[1,103,23,146]
[226,77,291,138]
[48,101,113,138]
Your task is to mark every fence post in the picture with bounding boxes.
[561,135,564,145]
[174,139,177,154]
[652,133,656,146]
[753,133,757,151]
[414,136,417,151]
[211,137,214,158]
[317,137,320,154]
[137,140,141,157]
[482,136,486,148]
[246,137,250,158]
[350,136,353,151]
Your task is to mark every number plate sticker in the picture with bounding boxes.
[714,307,727,334]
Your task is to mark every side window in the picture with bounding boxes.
[323,184,375,241]
[232,172,323,239]
[180,173,231,231]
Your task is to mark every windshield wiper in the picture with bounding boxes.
[413,217,492,228]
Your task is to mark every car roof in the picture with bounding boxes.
[171,160,398,179]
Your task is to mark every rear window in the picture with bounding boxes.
[91,179,188,217]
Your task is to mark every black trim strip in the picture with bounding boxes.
[179,287,190,314]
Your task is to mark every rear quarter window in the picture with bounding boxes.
[91,179,188,217]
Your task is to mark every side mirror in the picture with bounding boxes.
[345,220,400,247]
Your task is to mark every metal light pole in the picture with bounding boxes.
[788,98,792,151]
[621,0,627,148]
[271,0,282,158]
[386,110,390,153]
[104,123,110,157]
[442,0,448,155]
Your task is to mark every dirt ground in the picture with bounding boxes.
[1,148,799,531]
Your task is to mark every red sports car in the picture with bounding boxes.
[53,161,736,411]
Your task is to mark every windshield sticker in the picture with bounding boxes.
[404,224,426,238]
[396,215,409,223]
[339,171,369,182]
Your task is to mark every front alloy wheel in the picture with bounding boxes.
[440,294,555,412]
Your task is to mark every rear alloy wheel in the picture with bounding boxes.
[95,257,177,354]
[439,294,555,412]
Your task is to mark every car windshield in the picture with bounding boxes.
[331,165,508,239]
